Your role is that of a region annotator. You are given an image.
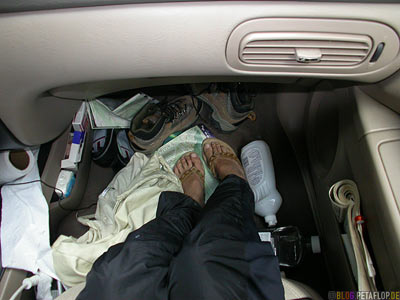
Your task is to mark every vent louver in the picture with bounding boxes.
[239,32,372,66]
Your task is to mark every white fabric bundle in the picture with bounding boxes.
[52,152,183,286]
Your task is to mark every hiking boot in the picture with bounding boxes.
[194,83,255,132]
[128,95,201,154]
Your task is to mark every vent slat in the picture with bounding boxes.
[242,54,295,60]
[321,55,364,62]
[242,48,368,57]
[241,38,370,66]
[242,54,365,61]
[321,48,368,56]
[242,60,361,66]
[242,47,295,55]
[246,40,369,50]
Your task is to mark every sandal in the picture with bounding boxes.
[201,138,241,179]
[175,152,205,184]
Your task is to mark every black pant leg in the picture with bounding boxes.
[169,175,284,300]
[77,191,201,300]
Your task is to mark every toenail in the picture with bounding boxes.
[205,144,210,149]
[191,153,197,158]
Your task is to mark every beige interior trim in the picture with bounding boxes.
[226,18,399,75]
[353,87,400,139]
[349,87,400,289]
[45,128,93,234]
[361,70,400,114]
[1,2,400,145]
[49,76,297,100]
[55,283,85,300]
[0,269,27,300]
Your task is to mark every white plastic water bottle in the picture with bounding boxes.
[241,140,282,227]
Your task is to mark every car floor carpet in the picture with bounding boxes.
[56,85,329,295]
[208,88,330,296]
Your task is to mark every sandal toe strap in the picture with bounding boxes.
[208,152,241,178]
[179,166,205,183]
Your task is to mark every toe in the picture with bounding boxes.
[173,165,180,176]
[216,143,223,154]
[177,160,184,174]
[191,153,204,176]
[204,143,213,161]
[185,155,193,168]
[211,142,219,154]
[181,156,188,169]
[220,145,227,153]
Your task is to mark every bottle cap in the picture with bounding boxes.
[264,215,277,227]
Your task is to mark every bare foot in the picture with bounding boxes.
[173,152,205,206]
[203,141,246,181]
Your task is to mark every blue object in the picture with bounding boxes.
[72,131,85,144]
[64,175,76,198]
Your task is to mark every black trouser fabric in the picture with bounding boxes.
[77,175,284,300]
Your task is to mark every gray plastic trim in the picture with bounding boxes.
[2,0,400,14]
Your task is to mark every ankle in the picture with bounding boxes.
[216,162,246,181]
[185,186,204,206]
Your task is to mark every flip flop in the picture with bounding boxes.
[201,138,241,179]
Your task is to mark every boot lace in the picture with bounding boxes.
[161,101,189,123]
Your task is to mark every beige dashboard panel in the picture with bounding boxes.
[362,70,400,114]
[353,87,400,139]
[226,18,400,76]
[352,87,400,289]
[1,2,400,145]
[379,140,400,214]
[359,131,400,289]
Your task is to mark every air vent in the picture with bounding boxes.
[226,18,400,81]
[239,32,372,66]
